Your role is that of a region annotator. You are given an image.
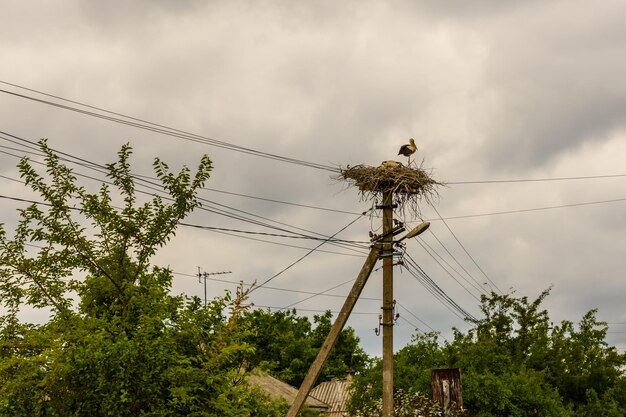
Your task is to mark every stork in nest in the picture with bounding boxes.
[398,138,417,166]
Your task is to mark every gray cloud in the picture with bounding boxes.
[2,0,626,354]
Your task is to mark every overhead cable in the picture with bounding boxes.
[429,204,502,294]
[251,213,366,292]
[403,253,478,323]
[0,82,339,172]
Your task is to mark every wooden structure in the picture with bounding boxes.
[431,368,464,413]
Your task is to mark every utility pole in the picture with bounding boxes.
[288,160,438,417]
[286,247,380,417]
[197,268,232,306]
[381,189,394,417]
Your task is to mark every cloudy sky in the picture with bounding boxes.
[2,0,626,356]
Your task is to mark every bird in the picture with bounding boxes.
[398,138,417,166]
[380,160,401,169]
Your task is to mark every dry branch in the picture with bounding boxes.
[336,161,442,217]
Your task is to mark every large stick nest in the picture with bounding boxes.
[336,161,442,215]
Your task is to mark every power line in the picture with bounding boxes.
[397,315,423,333]
[279,277,357,310]
[0,136,365,258]
[259,264,441,334]
[207,229,367,257]
[0,133,371,253]
[0,131,368,255]
[6,82,626,184]
[420,228,486,295]
[0,138,364,256]
[0,82,339,172]
[5,132,626,225]
[434,198,626,220]
[173,270,381,301]
[403,253,478,323]
[0,193,368,258]
[413,235,484,301]
[0,174,25,185]
[253,305,378,315]
[251,214,366,292]
[395,301,438,334]
[429,204,502,294]
[202,186,362,216]
[448,173,626,185]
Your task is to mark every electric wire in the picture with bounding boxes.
[279,277,356,310]
[0,174,24,185]
[0,140,368,258]
[202,186,362,216]
[250,213,367,292]
[253,306,378,315]
[429,203,502,294]
[435,198,626,220]
[413,236,483,301]
[0,131,369,254]
[203,229,366,257]
[420,229,487,296]
[172,271,380,301]
[395,301,438,334]
[5,132,626,227]
[0,193,368,258]
[0,83,339,172]
[403,253,478,322]
[279,281,442,337]
[448,173,626,185]
[6,80,626,185]
[249,261,442,333]
[398,315,423,333]
[177,222,368,244]
[402,266,465,321]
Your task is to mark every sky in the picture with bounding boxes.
[2,0,626,357]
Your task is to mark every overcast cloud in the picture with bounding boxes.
[2,0,626,356]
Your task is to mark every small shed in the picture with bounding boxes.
[431,368,463,413]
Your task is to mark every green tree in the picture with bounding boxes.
[0,140,287,416]
[240,308,370,387]
[348,289,626,416]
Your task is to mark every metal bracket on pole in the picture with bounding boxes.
[374,314,383,336]
[370,224,405,243]
[375,203,398,209]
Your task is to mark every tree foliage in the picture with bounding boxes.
[0,141,290,416]
[239,308,370,387]
[349,289,626,416]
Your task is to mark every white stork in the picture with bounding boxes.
[398,138,417,166]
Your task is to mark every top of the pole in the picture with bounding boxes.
[337,161,441,215]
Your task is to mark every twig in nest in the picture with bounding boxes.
[336,161,443,217]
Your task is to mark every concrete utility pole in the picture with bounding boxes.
[290,159,439,417]
[381,189,394,417]
[287,192,400,417]
[286,247,380,417]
